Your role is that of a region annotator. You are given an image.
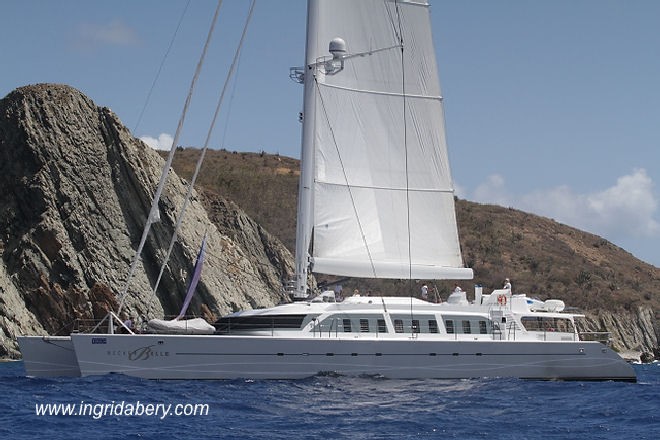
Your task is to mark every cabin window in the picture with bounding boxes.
[343,319,352,333]
[318,314,388,334]
[440,315,491,335]
[521,317,542,331]
[360,319,370,333]
[428,320,439,334]
[214,314,307,333]
[521,317,574,333]
[555,318,574,333]
[390,315,436,333]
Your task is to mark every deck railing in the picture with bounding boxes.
[66,314,205,334]
[578,331,612,345]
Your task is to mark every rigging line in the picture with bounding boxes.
[145,0,256,318]
[133,0,191,134]
[218,10,246,153]
[118,0,224,315]
[395,3,411,282]
[313,77,378,279]
[391,0,415,318]
[385,1,402,46]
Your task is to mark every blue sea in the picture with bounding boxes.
[1,361,658,440]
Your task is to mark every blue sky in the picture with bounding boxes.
[2,0,659,268]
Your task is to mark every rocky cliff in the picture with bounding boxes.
[0,84,292,357]
[578,307,659,362]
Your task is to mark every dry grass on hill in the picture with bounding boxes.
[164,148,660,313]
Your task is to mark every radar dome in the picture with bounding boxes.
[329,37,347,58]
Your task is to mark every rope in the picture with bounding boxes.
[393,1,412,284]
[146,0,256,318]
[132,0,191,134]
[118,0,224,314]
[388,0,416,320]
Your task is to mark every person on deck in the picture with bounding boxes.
[503,278,512,291]
[334,284,343,301]
[421,284,429,300]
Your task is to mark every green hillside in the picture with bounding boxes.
[164,148,660,313]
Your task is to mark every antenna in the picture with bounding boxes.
[323,37,346,75]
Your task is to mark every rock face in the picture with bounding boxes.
[578,307,659,362]
[0,84,292,357]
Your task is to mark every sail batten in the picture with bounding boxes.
[316,180,455,193]
[297,0,472,283]
[317,81,443,101]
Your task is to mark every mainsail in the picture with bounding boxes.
[296,0,473,285]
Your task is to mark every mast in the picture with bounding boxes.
[292,0,320,299]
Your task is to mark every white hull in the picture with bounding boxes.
[17,336,80,377]
[71,333,635,381]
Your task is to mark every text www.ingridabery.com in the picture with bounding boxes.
[35,400,210,420]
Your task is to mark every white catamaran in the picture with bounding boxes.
[21,0,635,381]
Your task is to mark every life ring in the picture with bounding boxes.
[497,294,507,306]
